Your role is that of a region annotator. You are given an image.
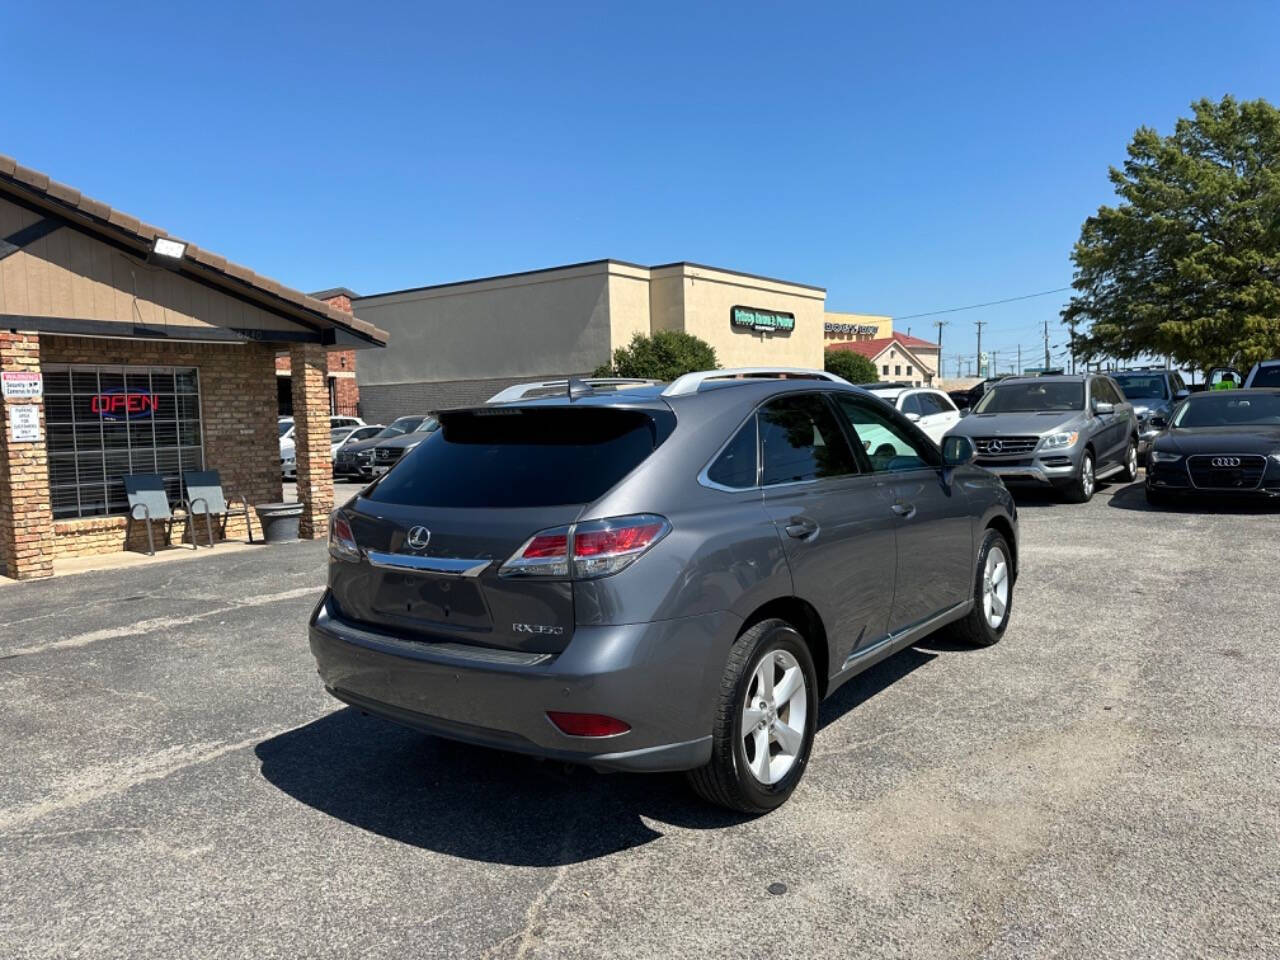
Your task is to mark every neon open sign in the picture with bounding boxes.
[89,389,159,420]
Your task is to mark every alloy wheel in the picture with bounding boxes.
[741,649,808,785]
[982,544,1010,630]
[1082,456,1095,498]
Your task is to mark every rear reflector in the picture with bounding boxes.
[499,514,671,580]
[546,712,631,737]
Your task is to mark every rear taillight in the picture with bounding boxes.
[328,510,360,562]
[499,514,670,580]
[546,712,630,737]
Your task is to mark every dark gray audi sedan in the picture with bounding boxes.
[310,369,1018,813]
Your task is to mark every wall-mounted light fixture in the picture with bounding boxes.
[151,236,187,259]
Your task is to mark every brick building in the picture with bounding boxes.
[274,287,361,418]
[0,156,387,578]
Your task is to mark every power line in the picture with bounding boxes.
[894,286,1073,322]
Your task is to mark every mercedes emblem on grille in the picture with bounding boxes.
[989,440,1003,453]
[405,526,431,550]
[1211,457,1241,468]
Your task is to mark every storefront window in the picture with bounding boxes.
[43,365,205,519]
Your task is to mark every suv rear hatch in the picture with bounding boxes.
[330,404,672,654]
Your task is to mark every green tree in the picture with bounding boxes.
[593,330,718,381]
[1063,96,1280,372]
[823,347,879,383]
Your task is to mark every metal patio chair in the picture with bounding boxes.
[123,474,196,556]
[182,470,253,548]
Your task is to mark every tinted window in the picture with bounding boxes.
[1173,393,1280,427]
[918,392,950,415]
[1251,365,1280,388]
[835,396,936,472]
[974,381,1085,413]
[759,395,857,486]
[900,394,923,416]
[369,408,665,508]
[707,419,758,489]
[1093,379,1122,404]
[1113,374,1168,400]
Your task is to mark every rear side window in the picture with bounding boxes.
[901,394,923,416]
[368,408,666,508]
[707,419,758,489]
[759,394,857,486]
[1252,365,1280,388]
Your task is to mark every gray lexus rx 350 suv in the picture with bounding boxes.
[310,369,1019,812]
[944,374,1140,503]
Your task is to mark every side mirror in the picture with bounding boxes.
[941,435,976,467]
[959,408,971,418]
[1174,389,1190,401]
[1093,400,1115,415]
[904,412,921,422]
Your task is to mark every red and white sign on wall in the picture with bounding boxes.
[1,371,43,400]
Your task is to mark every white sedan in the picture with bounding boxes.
[862,384,961,444]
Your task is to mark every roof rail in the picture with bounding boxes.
[486,377,659,404]
[662,367,851,397]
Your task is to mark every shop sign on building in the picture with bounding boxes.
[731,306,795,335]
[824,321,880,335]
[7,404,42,442]
[1,371,42,400]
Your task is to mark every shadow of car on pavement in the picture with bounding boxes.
[256,646,939,866]
[1106,479,1280,515]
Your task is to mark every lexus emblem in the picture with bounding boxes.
[405,526,431,550]
[1211,457,1241,468]
[989,440,1003,453]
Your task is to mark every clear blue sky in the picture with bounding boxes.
[3,1,1277,374]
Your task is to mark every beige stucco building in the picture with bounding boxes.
[349,260,828,419]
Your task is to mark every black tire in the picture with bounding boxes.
[1118,438,1139,483]
[1145,485,1175,508]
[950,528,1014,647]
[1062,450,1095,503]
[687,619,819,814]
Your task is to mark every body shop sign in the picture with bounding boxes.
[731,306,795,335]
[89,389,158,420]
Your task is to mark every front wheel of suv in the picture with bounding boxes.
[1063,450,1095,503]
[687,619,818,814]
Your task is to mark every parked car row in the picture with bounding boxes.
[279,415,366,479]
[938,365,1280,507]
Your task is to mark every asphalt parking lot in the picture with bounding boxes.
[2,476,1277,959]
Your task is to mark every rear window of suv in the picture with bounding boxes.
[367,407,669,508]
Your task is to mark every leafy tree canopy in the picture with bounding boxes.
[824,347,879,383]
[1063,96,1280,371]
[593,330,718,381]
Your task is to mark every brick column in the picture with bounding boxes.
[0,332,55,579]
[289,342,333,539]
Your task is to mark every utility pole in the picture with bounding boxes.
[1068,318,1077,374]
[992,350,999,377]
[933,319,949,380]
[975,320,987,378]
[1043,318,1051,370]
[1017,344,1022,376]
[955,353,965,379]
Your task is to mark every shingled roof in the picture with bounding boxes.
[0,154,387,346]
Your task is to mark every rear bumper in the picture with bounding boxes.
[308,594,735,772]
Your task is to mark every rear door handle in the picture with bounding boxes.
[784,516,819,539]
[891,502,916,519]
